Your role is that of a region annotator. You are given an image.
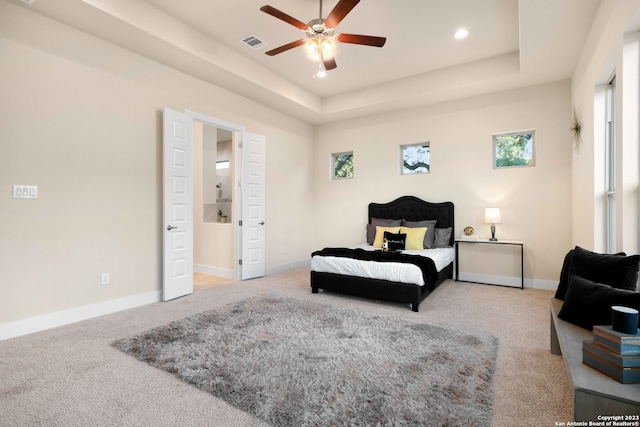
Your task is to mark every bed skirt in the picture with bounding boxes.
[310,262,453,312]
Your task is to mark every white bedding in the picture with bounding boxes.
[310,244,455,286]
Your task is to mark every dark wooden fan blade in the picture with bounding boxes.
[260,5,309,31]
[337,33,386,47]
[322,53,337,70]
[324,0,360,28]
[264,39,306,56]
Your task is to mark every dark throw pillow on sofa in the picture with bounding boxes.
[554,249,575,301]
[555,248,632,300]
[568,246,638,292]
[558,275,640,330]
[383,231,406,251]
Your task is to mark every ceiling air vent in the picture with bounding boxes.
[16,0,35,4]
[241,35,268,50]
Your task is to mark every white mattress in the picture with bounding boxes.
[310,244,455,286]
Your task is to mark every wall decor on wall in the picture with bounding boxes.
[400,142,430,175]
[332,151,354,179]
[570,107,582,153]
[492,130,535,169]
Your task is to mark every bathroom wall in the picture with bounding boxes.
[194,123,235,278]
[215,138,233,221]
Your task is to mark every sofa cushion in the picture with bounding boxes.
[556,247,638,300]
[554,249,575,300]
[558,275,640,330]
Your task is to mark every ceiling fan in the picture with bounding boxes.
[260,0,386,76]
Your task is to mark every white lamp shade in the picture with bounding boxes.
[484,208,501,224]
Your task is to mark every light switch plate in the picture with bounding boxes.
[13,185,38,199]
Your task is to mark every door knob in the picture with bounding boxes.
[166,225,177,231]
[259,221,265,225]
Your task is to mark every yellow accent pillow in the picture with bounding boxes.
[400,226,428,250]
[373,226,401,248]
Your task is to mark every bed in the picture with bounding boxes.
[310,196,455,312]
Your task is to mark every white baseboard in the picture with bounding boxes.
[194,264,234,279]
[0,290,161,342]
[267,258,310,276]
[265,261,559,290]
[527,278,558,290]
[458,272,557,290]
[0,266,557,342]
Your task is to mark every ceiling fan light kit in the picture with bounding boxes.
[260,0,386,78]
[305,35,335,60]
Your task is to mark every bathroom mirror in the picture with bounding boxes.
[203,126,233,223]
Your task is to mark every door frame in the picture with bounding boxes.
[185,109,245,281]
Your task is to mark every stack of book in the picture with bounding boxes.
[582,325,640,384]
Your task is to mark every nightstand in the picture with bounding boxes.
[454,238,524,289]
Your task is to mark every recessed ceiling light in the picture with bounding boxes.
[454,28,470,40]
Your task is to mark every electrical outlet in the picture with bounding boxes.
[13,185,38,199]
[101,273,110,285]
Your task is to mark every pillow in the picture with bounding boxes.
[554,249,575,300]
[434,227,453,248]
[383,231,406,251]
[569,246,638,292]
[373,226,401,248]
[558,275,640,330]
[555,249,630,300]
[402,219,437,248]
[399,226,427,250]
[366,218,402,245]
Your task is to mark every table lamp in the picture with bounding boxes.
[484,208,501,241]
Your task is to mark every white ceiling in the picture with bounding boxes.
[12,0,601,124]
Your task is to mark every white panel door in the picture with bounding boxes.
[163,108,194,300]
[241,132,266,280]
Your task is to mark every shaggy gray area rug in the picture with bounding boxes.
[113,297,498,426]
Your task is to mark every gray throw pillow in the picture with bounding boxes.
[366,218,402,244]
[434,227,452,248]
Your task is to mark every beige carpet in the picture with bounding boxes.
[0,267,571,426]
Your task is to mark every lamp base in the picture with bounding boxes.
[490,224,497,241]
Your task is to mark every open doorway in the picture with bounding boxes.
[162,108,265,300]
[192,122,236,289]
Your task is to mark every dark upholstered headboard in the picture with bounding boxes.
[368,196,455,246]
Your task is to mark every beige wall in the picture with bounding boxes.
[0,3,315,324]
[571,0,640,254]
[314,81,573,285]
[6,0,639,328]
